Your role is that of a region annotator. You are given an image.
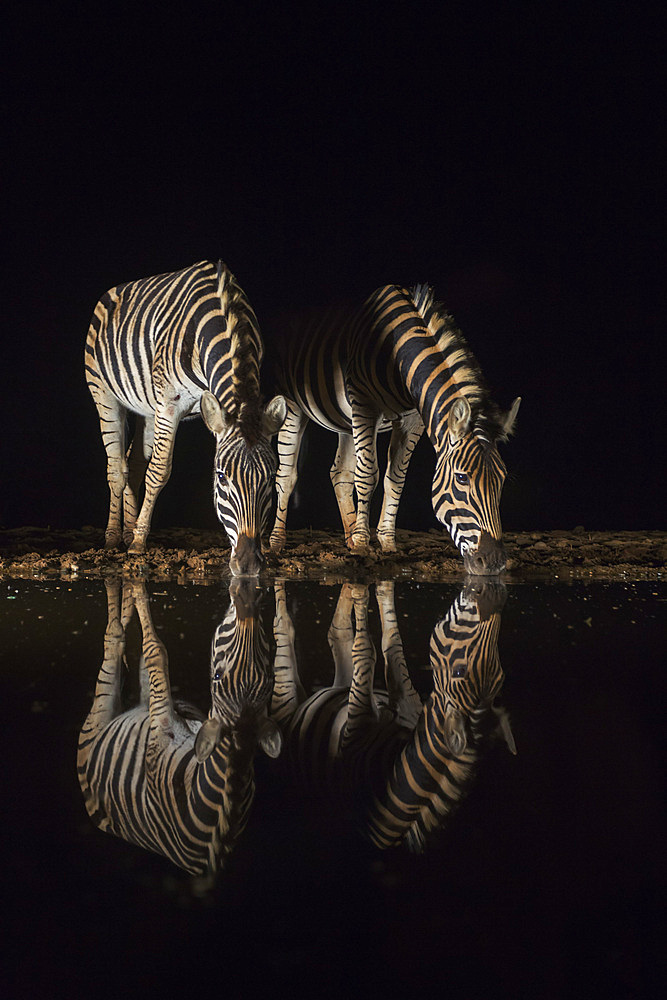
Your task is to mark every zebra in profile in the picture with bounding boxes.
[77,579,281,882]
[271,579,513,852]
[85,260,286,575]
[269,284,520,574]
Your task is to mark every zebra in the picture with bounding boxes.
[269,284,520,575]
[271,579,513,852]
[85,260,286,575]
[368,578,515,851]
[77,578,281,882]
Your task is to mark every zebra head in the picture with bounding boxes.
[194,579,282,765]
[429,579,514,758]
[201,392,287,577]
[432,395,520,575]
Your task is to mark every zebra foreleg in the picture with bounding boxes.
[376,581,422,728]
[270,399,307,552]
[350,407,381,552]
[128,410,179,554]
[327,583,358,687]
[330,432,357,545]
[376,412,425,553]
[132,582,175,752]
[340,585,379,753]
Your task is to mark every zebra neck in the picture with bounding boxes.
[422,389,483,450]
[417,372,484,449]
[187,744,254,847]
[191,330,235,409]
[366,707,474,850]
[193,326,263,420]
[386,337,484,447]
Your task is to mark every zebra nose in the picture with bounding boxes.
[230,534,264,577]
[464,531,506,576]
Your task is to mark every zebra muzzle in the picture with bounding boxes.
[463,530,507,576]
[230,533,264,578]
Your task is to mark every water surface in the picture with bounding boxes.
[2,575,665,999]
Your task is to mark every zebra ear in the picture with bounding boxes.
[500,396,521,440]
[493,705,517,754]
[195,716,224,761]
[262,395,287,437]
[257,716,283,758]
[448,396,472,442]
[201,391,230,437]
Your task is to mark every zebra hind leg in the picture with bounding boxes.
[77,579,128,774]
[270,582,304,726]
[91,390,129,549]
[123,416,154,547]
[330,432,357,546]
[127,408,179,554]
[270,399,308,552]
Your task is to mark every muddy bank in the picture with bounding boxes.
[1,526,665,582]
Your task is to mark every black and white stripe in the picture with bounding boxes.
[77,580,280,880]
[85,260,285,574]
[270,284,519,574]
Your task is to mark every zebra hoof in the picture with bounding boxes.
[377,537,397,554]
[128,538,147,556]
[348,535,371,555]
[104,534,122,550]
[269,534,286,553]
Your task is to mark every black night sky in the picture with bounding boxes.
[4,3,664,536]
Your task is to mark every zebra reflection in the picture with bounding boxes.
[77,579,280,879]
[272,580,514,851]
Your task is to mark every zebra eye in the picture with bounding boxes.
[216,470,229,487]
[213,668,223,682]
[455,472,469,486]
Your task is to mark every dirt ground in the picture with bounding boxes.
[1,526,665,582]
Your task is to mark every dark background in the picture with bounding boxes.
[3,2,664,535]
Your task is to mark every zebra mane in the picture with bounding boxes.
[215,261,264,446]
[409,283,507,444]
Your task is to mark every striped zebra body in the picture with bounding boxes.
[270,284,520,574]
[77,580,280,880]
[85,260,286,574]
[271,579,512,852]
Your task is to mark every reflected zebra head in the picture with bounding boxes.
[77,578,281,885]
[432,395,520,575]
[201,392,287,577]
[429,578,514,758]
[195,579,282,763]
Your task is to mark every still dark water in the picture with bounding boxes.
[2,574,665,1000]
